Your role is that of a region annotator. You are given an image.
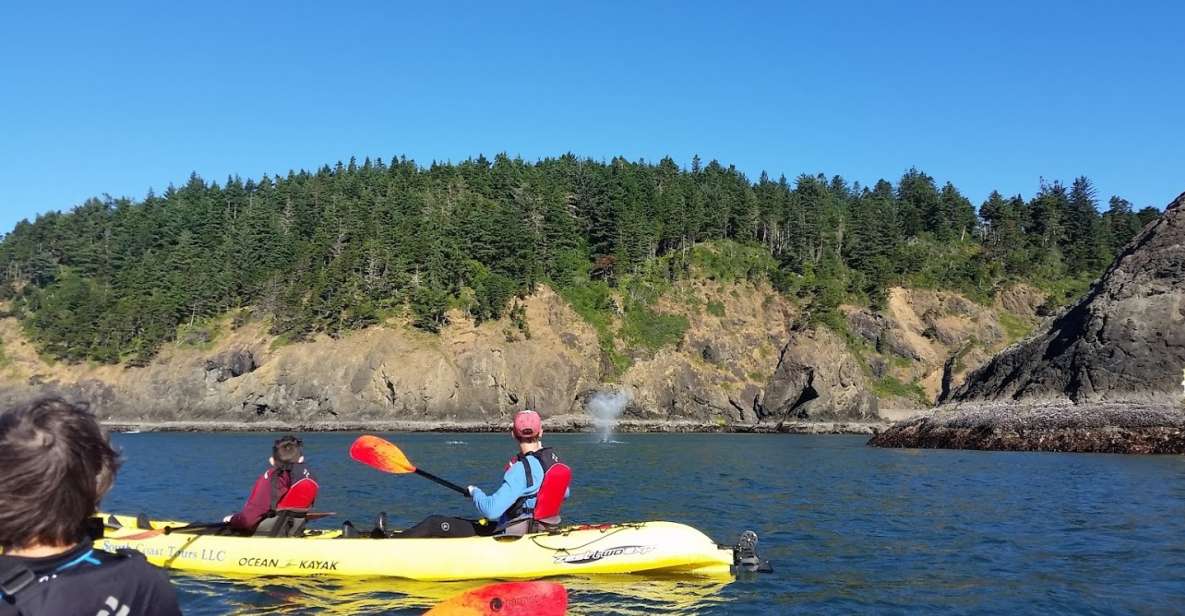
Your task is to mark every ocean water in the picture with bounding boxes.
[104,432,1185,614]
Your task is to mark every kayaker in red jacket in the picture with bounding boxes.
[223,436,319,532]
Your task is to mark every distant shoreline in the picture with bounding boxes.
[102,416,890,435]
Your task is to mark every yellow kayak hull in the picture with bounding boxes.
[98,514,736,581]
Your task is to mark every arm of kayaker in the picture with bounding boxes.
[470,460,530,520]
[228,471,272,531]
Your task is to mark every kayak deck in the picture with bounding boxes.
[98,514,738,581]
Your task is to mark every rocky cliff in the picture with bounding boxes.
[950,191,1185,404]
[871,191,1185,452]
[0,279,1042,430]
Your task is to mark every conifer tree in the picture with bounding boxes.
[0,153,1134,364]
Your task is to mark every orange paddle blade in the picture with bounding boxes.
[349,435,416,474]
[424,582,567,616]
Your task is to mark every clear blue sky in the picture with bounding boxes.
[2,1,1183,234]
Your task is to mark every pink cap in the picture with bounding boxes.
[513,410,542,438]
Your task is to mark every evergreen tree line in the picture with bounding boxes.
[0,154,1159,364]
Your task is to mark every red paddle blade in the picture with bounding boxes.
[424,582,568,616]
[119,529,165,541]
[349,435,417,474]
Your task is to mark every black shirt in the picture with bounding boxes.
[0,541,180,616]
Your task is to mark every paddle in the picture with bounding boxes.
[424,581,568,616]
[119,522,227,541]
[349,435,469,496]
[118,512,336,540]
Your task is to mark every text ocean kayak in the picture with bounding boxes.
[98,514,755,581]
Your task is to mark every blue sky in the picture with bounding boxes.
[1,1,1182,234]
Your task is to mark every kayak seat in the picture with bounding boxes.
[499,514,563,537]
[370,512,389,539]
[255,508,310,537]
[497,462,571,537]
[532,462,571,521]
[277,476,319,509]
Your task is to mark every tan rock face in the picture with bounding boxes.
[0,286,603,423]
[841,285,1042,410]
[623,280,794,423]
[995,284,1046,317]
[0,275,1046,424]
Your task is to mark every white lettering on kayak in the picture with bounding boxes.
[553,545,656,565]
[97,541,225,562]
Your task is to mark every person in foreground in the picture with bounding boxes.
[0,398,181,616]
[401,410,572,538]
[224,435,319,534]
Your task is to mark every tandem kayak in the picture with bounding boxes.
[98,514,766,581]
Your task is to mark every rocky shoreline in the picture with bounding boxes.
[102,415,889,435]
[868,403,1185,454]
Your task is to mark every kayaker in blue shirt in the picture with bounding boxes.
[400,410,571,538]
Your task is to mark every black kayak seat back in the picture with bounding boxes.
[498,514,562,537]
[254,508,310,537]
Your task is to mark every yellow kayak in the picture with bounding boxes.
[98,514,747,581]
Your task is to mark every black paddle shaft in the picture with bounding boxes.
[414,468,469,496]
[163,522,228,535]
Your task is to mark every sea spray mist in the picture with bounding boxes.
[586,390,631,443]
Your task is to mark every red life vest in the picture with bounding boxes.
[269,462,318,511]
[506,447,571,522]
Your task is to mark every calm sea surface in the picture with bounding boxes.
[104,432,1185,615]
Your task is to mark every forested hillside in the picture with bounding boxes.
[0,154,1158,366]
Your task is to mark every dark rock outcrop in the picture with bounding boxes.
[873,191,1185,453]
[878,330,922,361]
[949,191,1185,405]
[205,350,257,383]
[845,309,887,345]
[761,327,878,422]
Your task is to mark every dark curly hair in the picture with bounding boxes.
[272,435,303,465]
[0,398,121,550]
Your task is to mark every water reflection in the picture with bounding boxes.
[174,573,728,615]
